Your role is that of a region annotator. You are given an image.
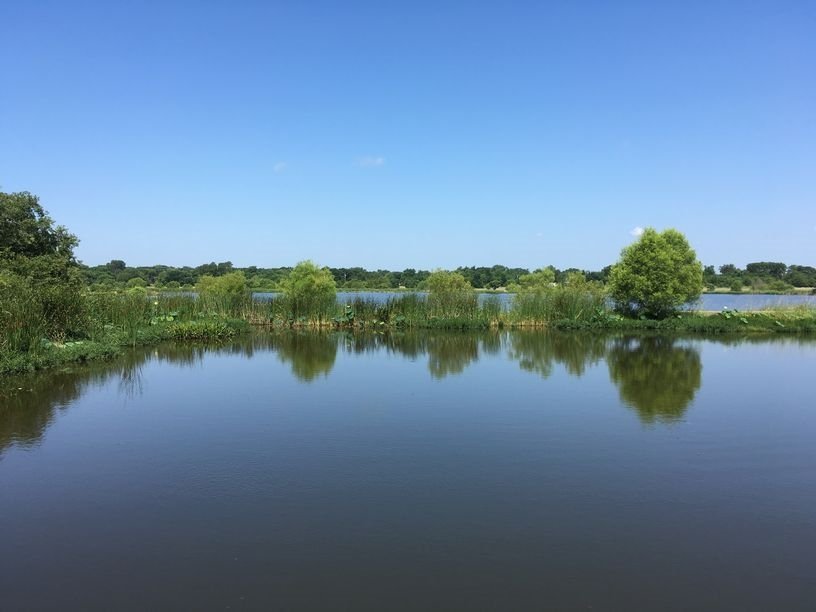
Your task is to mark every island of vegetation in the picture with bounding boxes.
[2,190,815,375]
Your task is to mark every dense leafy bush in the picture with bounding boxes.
[608,228,703,319]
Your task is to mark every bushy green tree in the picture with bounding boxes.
[0,191,79,284]
[197,271,249,307]
[426,270,476,316]
[0,191,85,341]
[608,228,703,318]
[510,267,556,293]
[282,261,337,319]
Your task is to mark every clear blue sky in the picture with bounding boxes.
[1,1,814,270]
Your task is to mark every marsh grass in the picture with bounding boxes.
[3,284,815,376]
[508,286,607,327]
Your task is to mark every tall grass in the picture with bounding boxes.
[508,285,607,326]
[0,275,48,354]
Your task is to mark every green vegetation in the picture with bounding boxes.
[2,190,815,376]
[197,271,251,313]
[79,257,816,294]
[703,262,816,293]
[426,270,477,317]
[609,228,704,318]
[0,192,249,375]
[510,271,607,326]
[280,261,337,321]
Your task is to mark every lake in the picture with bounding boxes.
[2,331,815,610]
[255,291,816,311]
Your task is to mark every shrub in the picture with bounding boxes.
[426,270,476,317]
[281,261,337,320]
[198,271,250,312]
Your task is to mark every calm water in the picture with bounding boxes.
[255,291,816,311]
[1,332,815,611]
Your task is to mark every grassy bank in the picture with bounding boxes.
[0,288,250,375]
[3,288,815,376]
[1,318,248,375]
[552,306,816,334]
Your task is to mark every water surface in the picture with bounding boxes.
[2,332,815,610]
[254,290,816,311]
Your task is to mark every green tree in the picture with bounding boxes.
[198,271,248,298]
[426,270,476,316]
[0,191,85,341]
[0,191,79,284]
[608,228,703,318]
[746,261,786,279]
[282,261,337,320]
[511,267,556,293]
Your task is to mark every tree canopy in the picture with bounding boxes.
[608,228,703,318]
[281,261,337,319]
[0,191,79,284]
[426,270,476,316]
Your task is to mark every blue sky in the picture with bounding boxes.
[1,1,814,270]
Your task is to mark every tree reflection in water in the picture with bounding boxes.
[270,332,339,382]
[9,333,811,455]
[606,336,702,424]
[0,338,279,454]
[509,332,607,379]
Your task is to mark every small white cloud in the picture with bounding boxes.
[630,226,644,237]
[273,162,288,174]
[357,156,385,167]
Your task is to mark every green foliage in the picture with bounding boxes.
[197,271,248,299]
[166,320,243,341]
[126,277,147,288]
[0,191,78,270]
[608,228,703,319]
[0,191,85,348]
[510,284,606,325]
[509,267,556,293]
[426,270,476,317]
[281,261,337,320]
[746,261,787,279]
[0,272,47,354]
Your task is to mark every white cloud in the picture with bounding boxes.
[630,226,644,237]
[357,156,385,167]
[273,162,288,174]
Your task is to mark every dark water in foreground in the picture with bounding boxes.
[1,332,815,611]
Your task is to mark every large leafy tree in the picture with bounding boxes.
[608,228,703,318]
[1,191,84,341]
[0,191,79,284]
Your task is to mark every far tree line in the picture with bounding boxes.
[81,259,816,291]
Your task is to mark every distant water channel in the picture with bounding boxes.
[2,331,815,610]
[255,291,816,311]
